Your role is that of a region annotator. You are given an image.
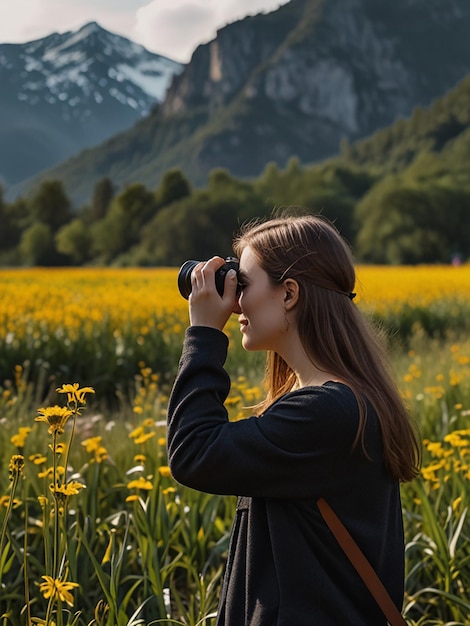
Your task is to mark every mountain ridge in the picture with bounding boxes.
[0,22,183,187]
[7,0,470,206]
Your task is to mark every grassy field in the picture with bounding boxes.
[1,266,470,625]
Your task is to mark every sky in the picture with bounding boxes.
[0,0,290,63]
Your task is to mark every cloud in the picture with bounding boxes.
[0,0,147,44]
[0,0,289,62]
[133,0,289,62]
[134,1,214,61]
[0,0,47,42]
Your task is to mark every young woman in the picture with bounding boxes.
[167,214,421,625]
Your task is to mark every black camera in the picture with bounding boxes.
[177,257,240,299]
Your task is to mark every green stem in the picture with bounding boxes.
[0,472,20,586]
[52,431,60,580]
[23,481,33,626]
[63,407,78,480]
[44,595,54,626]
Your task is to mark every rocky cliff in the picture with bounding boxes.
[9,0,470,206]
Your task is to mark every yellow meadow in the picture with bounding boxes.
[1,265,470,334]
[354,264,470,313]
[1,266,470,624]
[1,265,470,397]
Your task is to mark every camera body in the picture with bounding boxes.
[178,257,240,299]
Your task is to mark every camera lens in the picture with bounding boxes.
[177,257,240,299]
[177,260,199,299]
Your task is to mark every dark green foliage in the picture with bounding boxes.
[19,222,55,265]
[341,75,470,264]
[342,75,470,175]
[156,168,191,207]
[140,188,259,267]
[90,183,158,263]
[29,180,72,233]
[91,177,114,221]
[56,218,93,264]
[2,73,470,266]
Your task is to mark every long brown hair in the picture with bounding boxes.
[233,213,421,482]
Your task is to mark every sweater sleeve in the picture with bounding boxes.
[167,326,380,498]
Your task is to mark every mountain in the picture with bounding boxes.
[8,0,470,207]
[0,22,183,187]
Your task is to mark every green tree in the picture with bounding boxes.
[56,218,93,264]
[29,181,72,232]
[141,196,224,266]
[91,183,157,262]
[156,168,191,207]
[19,222,55,265]
[91,177,114,221]
[355,180,454,263]
[0,187,10,249]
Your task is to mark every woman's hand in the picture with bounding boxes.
[189,257,239,330]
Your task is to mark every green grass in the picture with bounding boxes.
[1,333,470,625]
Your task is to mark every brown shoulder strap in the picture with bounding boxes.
[317,497,407,626]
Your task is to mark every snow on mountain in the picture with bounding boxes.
[0,22,184,187]
[9,21,183,117]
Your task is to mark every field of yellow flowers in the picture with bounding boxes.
[1,266,470,625]
[1,265,470,399]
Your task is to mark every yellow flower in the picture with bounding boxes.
[129,426,144,439]
[0,495,21,508]
[425,440,446,458]
[81,436,108,462]
[158,465,172,478]
[81,436,103,453]
[39,576,79,607]
[95,446,108,463]
[9,454,25,480]
[444,433,469,448]
[35,406,73,435]
[10,426,31,448]
[424,385,445,399]
[38,466,65,480]
[127,476,153,491]
[29,453,48,465]
[53,481,86,496]
[56,382,95,405]
[134,431,156,444]
[125,494,141,503]
[134,454,147,464]
[225,395,242,407]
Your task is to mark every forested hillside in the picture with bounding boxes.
[9,0,470,207]
[1,73,469,266]
[342,74,470,262]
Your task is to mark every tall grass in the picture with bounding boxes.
[1,267,470,624]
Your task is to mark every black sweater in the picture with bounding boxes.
[167,327,404,626]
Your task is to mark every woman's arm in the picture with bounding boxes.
[167,327,371,498]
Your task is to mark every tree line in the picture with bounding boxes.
[0,151,469,267]
[2,73,470,267]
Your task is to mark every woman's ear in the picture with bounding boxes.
[283,278,299,310]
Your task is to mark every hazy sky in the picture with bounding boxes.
[0,0,290,62]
